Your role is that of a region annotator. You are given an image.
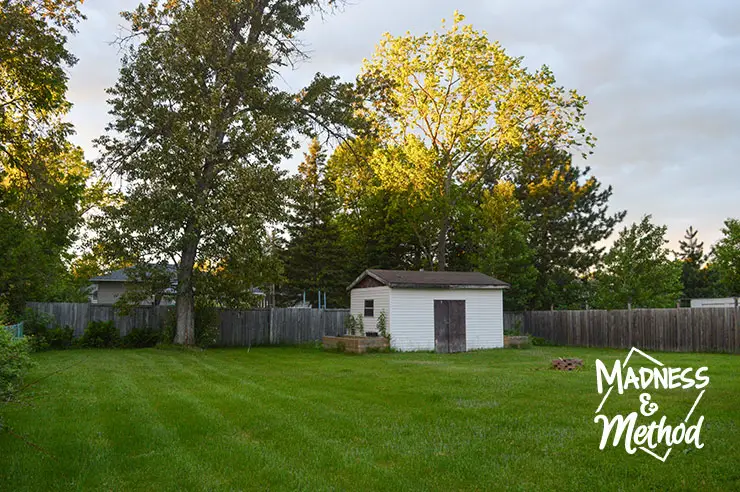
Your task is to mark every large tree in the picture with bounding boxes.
[356,11,593,270]
[0,0,95,313]
[712,218,740,297]
[595,215,682,309]
[327,136,444,272]
[470,182,537,311]
[96,0,356,344]
[512,146,625,309]
[280,139,349,307]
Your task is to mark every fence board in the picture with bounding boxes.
[516,307,739,353]
[26,303,349,347]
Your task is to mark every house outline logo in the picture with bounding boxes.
[593,347,708,462]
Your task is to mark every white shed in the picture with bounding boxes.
[347,269,508,352]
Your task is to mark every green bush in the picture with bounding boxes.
[0,327,33,402]
[376,310,388,338]
[21,308,53,338]
[46,326,75,350]
[531,336,556,347]
[195,305,219,348]
[79,320,120,348]
[122,328,160,348]
[344,314,365,336]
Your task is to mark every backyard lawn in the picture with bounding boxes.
[1,346,738,491]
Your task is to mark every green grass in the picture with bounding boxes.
[1,346,738,491]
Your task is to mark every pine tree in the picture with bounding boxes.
[678,226,709,299]
[513,147,625,309]
[281,139,349,307]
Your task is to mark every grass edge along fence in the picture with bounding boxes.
[505,307,740,353]
[26,303,349,347]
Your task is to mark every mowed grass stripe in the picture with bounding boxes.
[1,347,738,491]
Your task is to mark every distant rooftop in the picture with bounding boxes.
[89,265,177,283]
[348,269,509,290]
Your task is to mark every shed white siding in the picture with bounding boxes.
[349,286,391,335]
[388,288,504,352]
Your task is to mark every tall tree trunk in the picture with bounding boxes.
[174,227,199,345]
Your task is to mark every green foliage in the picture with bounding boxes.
[472,183,538,310]
[376,310,388,338]
[95,0,357,344]
[280,139,351,308]
[122,328,160,349]
[343,314,365,337]
[79,320,119,348]
[356,12,593,269]
[114,264,176,313]
[20,308,53,350]
[530,336,555,346]
[678,226,713,300]
[594,215,683,309]
[712,218,740,297]
[0,326,33,402]
[21,309,76,351]
[46,326,74,350]
[512,147,625,309]
[194,304,220,349]
[0,0,100,315]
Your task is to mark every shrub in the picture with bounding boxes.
[160,308,177,344]
[531,336,556,347]
[344,314,365,336]
[21,308,53,338]
[79,320,119,348]
[376,310,388,338]
[0,327,33,402]
[122,328,160,348]
[46,326,75,350]
[195,305,219,348]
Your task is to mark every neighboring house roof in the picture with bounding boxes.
[89,268,132,282]
[89,267,266,297]
[347,269,509,291]
[90,265,178,283]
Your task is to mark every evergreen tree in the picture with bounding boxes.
[678,226,709,300]
[513,146,625,309]
[281,139,349,307]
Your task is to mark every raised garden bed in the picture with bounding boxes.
[322,335,389,354]
[504,335,531,348]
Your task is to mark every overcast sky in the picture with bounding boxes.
[65,0,739,249]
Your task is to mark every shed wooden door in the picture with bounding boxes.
[434,300,466,353]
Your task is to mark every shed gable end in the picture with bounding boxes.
[354,276,385,289]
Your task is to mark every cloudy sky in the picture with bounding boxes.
[65,0,739,249]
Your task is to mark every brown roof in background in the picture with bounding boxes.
[348,269,509,290]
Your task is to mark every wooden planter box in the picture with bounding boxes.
[322,335,389,354]
[504,335,531,348]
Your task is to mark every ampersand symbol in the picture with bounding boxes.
[639,392,659,416]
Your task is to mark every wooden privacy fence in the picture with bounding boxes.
[27,303,350,346]
[507,308,739,353]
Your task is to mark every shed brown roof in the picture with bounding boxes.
[347,269,509,291]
